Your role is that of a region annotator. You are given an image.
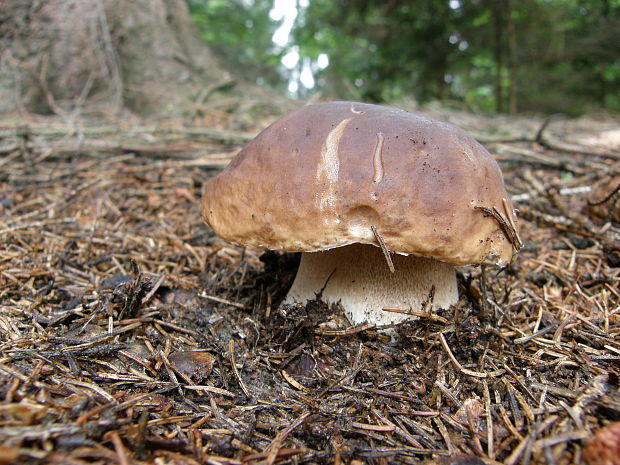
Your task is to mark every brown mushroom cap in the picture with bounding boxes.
[202,101,517,266]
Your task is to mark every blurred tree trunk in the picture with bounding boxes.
[506,0,518,114]
[491,0,518,114]
[0,0,235,117]
[492,1,505,113]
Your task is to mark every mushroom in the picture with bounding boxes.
[201,101,520,325]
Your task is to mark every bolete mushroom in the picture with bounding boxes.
[201,101,520,325]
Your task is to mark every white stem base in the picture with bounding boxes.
[283,244,458,325]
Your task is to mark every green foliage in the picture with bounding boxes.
[294,0,460,102]
[292,0,620,113]
[187,0,620,114]
[187,0,284,88]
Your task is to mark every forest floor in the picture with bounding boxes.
[0,103,619,465]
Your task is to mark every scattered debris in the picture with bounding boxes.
[0,110,619,464]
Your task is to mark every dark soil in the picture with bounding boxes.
[0,109,619,465]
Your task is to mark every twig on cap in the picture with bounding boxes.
[371,225,395,273]
[474,204,523,252]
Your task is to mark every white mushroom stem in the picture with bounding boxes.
[283,243,458,325]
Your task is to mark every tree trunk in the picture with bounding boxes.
[505,0,518,114]
[0,0,262,118]
[492,1,505,113]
